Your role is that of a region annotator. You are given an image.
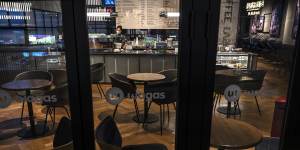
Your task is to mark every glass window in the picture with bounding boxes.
[9,12,25,27]
[35,10,44,27]
[210,0,297,149]
[0,10,9,27]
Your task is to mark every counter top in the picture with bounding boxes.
[90,49,178,56]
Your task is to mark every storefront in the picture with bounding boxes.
[0,0,299,149]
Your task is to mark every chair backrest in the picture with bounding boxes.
[90,63,105,83]
[95,116,122,150]
[53,141,73,150]
[108,73,136,97]
[214,74,240,94]
[53,117,73,148]
[15,70,53,81]
[215,65,231,71]
[48,69,67,86]
[240,70,267,91]
[146,81,178,104]
[158,69,177,82]
[45,84,69,106]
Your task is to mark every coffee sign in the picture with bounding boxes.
[218,0,240,46]
[246,0,264,16]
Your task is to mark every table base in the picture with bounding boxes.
[18,123,49,139]
[217,106,241,115]
[133,113,159,123]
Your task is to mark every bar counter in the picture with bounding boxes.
[0,48,257,83]
[90,49,178,82]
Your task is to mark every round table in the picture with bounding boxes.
[1,79,52,138]
[215,70,255,116]
[127,73,165,123]
[210,117,263,150]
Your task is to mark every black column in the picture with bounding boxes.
[61,0,95,149]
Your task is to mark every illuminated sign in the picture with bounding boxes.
[0,2,31,20]
[246,0,264,16]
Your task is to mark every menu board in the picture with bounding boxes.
[116,0,179,29]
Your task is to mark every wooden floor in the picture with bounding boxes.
[0,58,290,150]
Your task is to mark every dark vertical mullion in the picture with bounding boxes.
[61,0,95,149]
[175,0,193,149]
[176,0,221,149]
[280,12,300,149]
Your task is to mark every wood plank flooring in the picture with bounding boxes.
[0,59,289,150]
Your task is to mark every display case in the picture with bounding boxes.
[216,52,257,70]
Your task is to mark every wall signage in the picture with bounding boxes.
[246,0,264,16]
[116,0,179,29]
[218,0,240,46]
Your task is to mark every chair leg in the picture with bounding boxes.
[96,84,102,99]
[98,83,106,100]
[113,104,119,119]
[213,94,220,113]
[20,100,25,123]
[233,102,237,119]
[43,107,50,133]
[63,106,71,118]
[173,103,176,110]
[160,105,163,136]
[162,105,165,126]
[167,104,170,124]
[237,101,242,119]
[227,102,231,118]
[133,98,140,122]
[254,96,262,116]
[143,101,152,127]
[52,107,56,129]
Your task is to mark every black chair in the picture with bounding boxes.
[108,73,140,120]
[146,81,177,135]
[240,70,267,115]
[144,69,178,135]
[146,69,177,96]
[53,117,73,149]
[14,70,53,123]
[49,69,68,87]
[213,74,241,117]
[255,137,279,150]
[43,84,70,130]
[91,63,105,99]
[53,141,73,150]
[42,70,69,129]
[95,116,168,150]
[215,65,231,71]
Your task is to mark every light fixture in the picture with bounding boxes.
[0,2,32,12]
[87,12,111,17]
[160,11,180,18]
[0,2,31,20]
[167,12,180,17]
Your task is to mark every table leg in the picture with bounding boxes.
[27,93,36,136]
[17,90,49,138]
[133,82,158,124]
[216,102,241,116]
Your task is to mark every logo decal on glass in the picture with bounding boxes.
[224,84,241,102]
[105,87,124,105]
[0,90,12,108]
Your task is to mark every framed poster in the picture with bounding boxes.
[292,0,300,39]
[250,17,257,34]
[270,0,284,37]
[256,16,265,31]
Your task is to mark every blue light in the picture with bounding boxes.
[32,52,47,57]
[22,52,30,57]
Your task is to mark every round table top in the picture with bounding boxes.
[127,73,166,82]
[210,117,263,149]
[216,69,255,82]
[1,79,52,91]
